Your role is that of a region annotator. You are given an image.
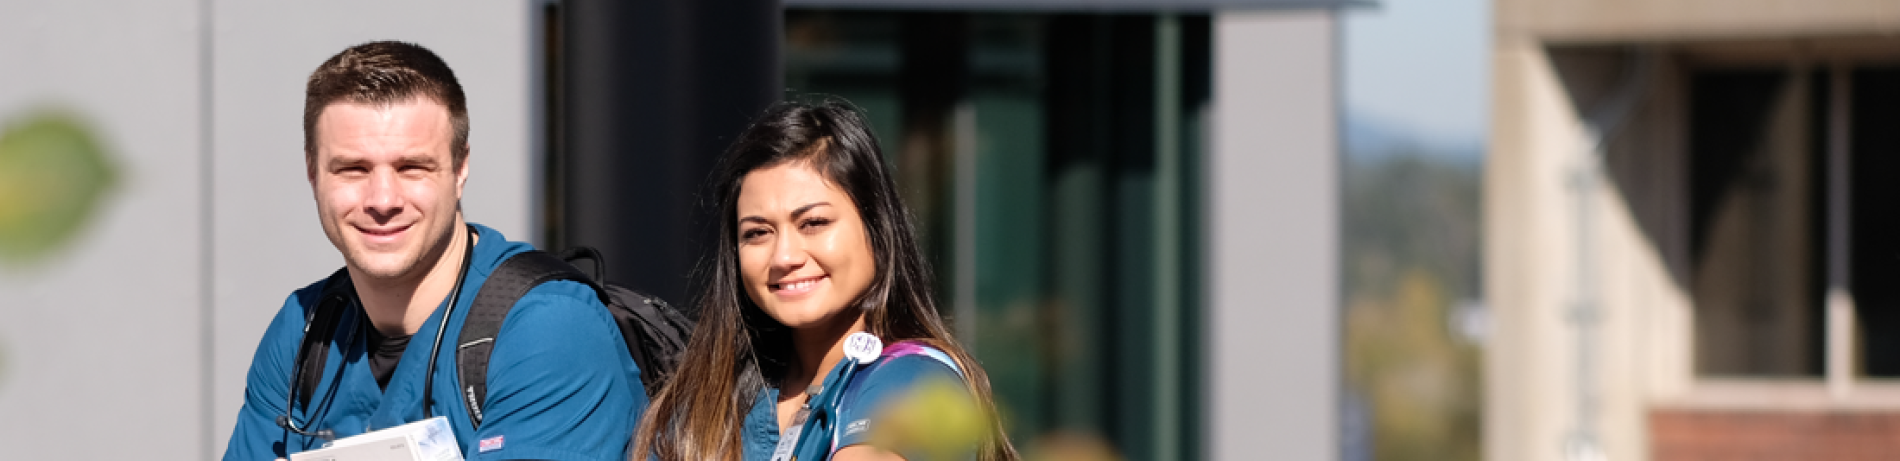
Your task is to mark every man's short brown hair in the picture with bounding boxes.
[303,41,469,169]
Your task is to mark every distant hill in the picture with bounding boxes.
[1342,115,1483,300]
[1345,112,1484,166]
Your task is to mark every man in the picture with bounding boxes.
[224,41,645,461]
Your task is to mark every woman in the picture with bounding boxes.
[632,99,1019,461]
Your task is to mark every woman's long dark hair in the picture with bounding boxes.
[631,99,1019,461]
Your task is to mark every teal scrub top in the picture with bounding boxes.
[740,341,969,461]
[223,223,647,461]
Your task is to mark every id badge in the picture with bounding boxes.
[770,408,812,461]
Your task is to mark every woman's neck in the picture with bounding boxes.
[785,311,868,394]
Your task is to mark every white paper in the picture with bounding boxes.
[289,417,464,461]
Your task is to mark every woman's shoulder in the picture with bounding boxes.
[832,341,981,457]
[847,341,965,400]
[870,341,962,377]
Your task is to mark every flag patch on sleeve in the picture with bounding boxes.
[845,419,870,437]
[479,435,505,453]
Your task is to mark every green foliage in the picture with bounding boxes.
[1342,152,1483,461]
[0,110,119,265]
[1346,271,1483,461]
[1343,154,1481,300]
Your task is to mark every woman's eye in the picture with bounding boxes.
[800,218,833,231]
[740,228,769,242]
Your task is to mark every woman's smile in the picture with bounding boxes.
[772,274,828,297]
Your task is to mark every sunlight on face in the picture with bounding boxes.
[308,98,466,281]
[735,161,876,330]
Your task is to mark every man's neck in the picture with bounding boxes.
[353,217,472,337]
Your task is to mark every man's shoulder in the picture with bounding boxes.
[510,280,610,319]
[477,281,619,361]
[467,222,538,270]
[463,222,618,339]
[289,273,335,305]
[263,274,340,333]
[465,223,606,315]
[244,271,348,368]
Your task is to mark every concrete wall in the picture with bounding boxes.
[1497,0,1900,42]
[0,2,538,459]
[1486,36,1699,461]
[1484,1,1900,461]
[1207,9,1338,461]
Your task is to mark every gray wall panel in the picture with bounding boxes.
[1207,10,1339,461]
[0,1,209,459]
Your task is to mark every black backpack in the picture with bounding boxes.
[293,247,693,428]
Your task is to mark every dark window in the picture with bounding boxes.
[783,11,1207,458]
[1688,64,1900,378]
[1688,67,1825,377]
[1849,65,1900,377]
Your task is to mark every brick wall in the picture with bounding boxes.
[1652,409,1900,460]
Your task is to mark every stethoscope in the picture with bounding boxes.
[277,225,476,442]
[772,332,884,461]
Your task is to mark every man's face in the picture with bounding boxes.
[308,98,466,282]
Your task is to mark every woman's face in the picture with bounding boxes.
[735,161,878,331]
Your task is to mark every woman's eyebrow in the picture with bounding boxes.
[790,201,831,219]
[738,202,830,224]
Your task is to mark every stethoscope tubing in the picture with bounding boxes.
[785,333,882,459]
[420,225,477,419]
[279,225,476,440]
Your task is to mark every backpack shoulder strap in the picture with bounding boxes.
[295,267,354,412]
[455,250,599,428]
[876,341,963,377]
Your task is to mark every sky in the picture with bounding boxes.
[1343,0,1492,157]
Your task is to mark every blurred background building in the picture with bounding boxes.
[1488,0,1900,460]
[0,0,1399,460]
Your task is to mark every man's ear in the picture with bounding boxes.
[455,146,470,199]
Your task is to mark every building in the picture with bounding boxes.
[1488,0,1900,459]
[0,0,1356,459]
